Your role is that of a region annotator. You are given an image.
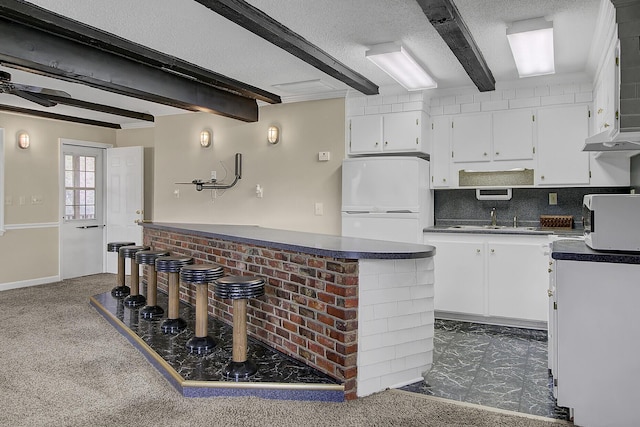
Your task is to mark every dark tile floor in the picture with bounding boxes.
[400,319,570,420]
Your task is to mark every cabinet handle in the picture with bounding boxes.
[547,289,553,297]
[442,178,447,182]
[597,108,603,114]
[483,152,487,156]
[604,123,610,128]
[490,248,495,253]
[375,142,379,146]
[541,175,545,180]
[476,249,481,254]
[495,152,499,156]
[385,141,388,145]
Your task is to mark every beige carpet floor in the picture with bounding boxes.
[0,274,571,427]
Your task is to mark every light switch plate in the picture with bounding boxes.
[549,192,558,205]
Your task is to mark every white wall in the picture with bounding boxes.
[152,98,345,235]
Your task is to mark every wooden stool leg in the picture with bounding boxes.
[140,267,164,319]
[185,283,216,354]
[224,297,257,380]
[233,299,248,363]
[111,253,130,298]
[161,272,187,333]
[124,259,146,307]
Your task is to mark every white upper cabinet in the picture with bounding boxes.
[536,104,590,186]
[492,109,535,161]
[430,115,451,188]
[347,111,429,155]
[593,40,619,135]
[451,113,492,162]
[348,115,382,154]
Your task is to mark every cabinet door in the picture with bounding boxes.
[487,242,549,321]
[382,111,422,152]
[349,115,382,154]
[493,109,534,161]
[430,116,451,188]
[451,113,492,162]
[536,105,590,185]
[431,240,485,315]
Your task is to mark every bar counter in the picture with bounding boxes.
[142,222,436,400]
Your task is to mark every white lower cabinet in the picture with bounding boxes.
[425,232,549,327]
[551,259,640,427]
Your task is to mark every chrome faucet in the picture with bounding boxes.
[490,207,497,226]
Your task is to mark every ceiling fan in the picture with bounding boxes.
[0,70,70,107]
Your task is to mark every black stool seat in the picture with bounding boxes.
[136,250,170,265]
[214,275,265,299]
[180,264,225,284]
[107,241,136,252]
[119,245,150,258]
[155,256,194,272]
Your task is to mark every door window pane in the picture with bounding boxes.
[64,154,97,220]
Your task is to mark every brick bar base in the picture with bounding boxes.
[144,228,359,399]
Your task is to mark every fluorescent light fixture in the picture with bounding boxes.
[507,18,555,78]
[366,43,437,91]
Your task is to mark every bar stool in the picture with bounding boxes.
[155,256,194,334]
[214,275,265,380]
[136,250,170,319]
[120,245,150,307]
[107,241,136,297]
[180,264,225,354]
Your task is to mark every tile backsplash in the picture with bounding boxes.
[434,187,631,229]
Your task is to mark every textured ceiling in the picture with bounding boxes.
[1,0,603,126]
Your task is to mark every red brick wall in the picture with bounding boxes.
[143,227,359,399]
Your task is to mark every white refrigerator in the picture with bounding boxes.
[341,156,433,244]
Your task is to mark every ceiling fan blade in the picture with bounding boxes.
[11,89,58,107]
[10,82,70,98]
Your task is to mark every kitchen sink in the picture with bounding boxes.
[447,225,538,231]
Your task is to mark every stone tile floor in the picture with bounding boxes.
[401,319,570,420]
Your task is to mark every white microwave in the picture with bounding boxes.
[583,194,640,251]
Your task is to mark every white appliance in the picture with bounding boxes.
[341,156,433,244]
[583,194,640,251]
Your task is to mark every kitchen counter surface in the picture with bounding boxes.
[143,222,435,260]
[424,225,583,237]
[551,239,640,264]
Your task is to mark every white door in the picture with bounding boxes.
[60,144,105,279]
[105,146,144,274]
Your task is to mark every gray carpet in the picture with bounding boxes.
[0,274,569,427]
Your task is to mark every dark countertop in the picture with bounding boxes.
[551,239,640,264]
[143,222,436,260]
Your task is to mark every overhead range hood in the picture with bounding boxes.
[583,0,640,153]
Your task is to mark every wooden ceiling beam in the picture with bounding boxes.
[194,0,379,96]
[0,104,121,129]
[43,95,155,122]
[416,0,495,92]
[0,0,283,122]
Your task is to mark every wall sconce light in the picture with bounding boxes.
[200,129,212,148]
[17,131,30,149]
[267,125,280,144]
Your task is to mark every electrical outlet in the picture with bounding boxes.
[549,192,558,205]
[318,151,330,162]
[314,202,323,216]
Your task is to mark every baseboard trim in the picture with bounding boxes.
[0,275,60,292]
[435,310,547,331]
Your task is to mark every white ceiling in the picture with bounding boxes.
[1,0,603,127]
